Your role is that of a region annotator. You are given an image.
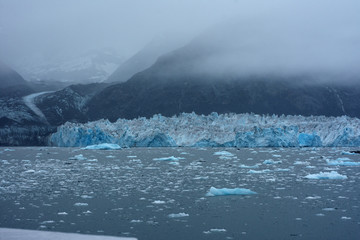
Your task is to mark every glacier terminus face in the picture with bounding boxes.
[49,113,360,148]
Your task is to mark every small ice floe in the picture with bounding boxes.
[130,220,143,223]
[153,156,184,161]
[83,143,121,150]
[203,229,227,234]
[248,169,271,174]
[69,154,87,160]
[152,200,166,204]
[168,213,189,218]
[40,220,55,224]
[74,202,88,207]
[213,151,234,157]
[305,196,321,200]
[272,154,281,158]
[24,169,36,174]
[263,159,282,165]
[322,208,336,211]
[294,161,310,165]
[341,151,356,155]
[326,158,360,166]
[206,187,257,196]
[304,171,347,180]
[275,168,290,172]
[127,156,137,158]
[57,212,68,215]
[240,164,260,169]
[316,213,325,217]
[341,216,351,220]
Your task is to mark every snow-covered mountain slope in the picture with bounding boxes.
[16,50,124,84]
[49,113,360,148]
[0,97,55,146]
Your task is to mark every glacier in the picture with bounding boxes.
[49,112,360,148]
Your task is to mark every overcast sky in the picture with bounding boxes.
[0,0,244,63]
[1,0,359,80]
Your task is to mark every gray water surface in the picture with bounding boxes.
[0,147,359,239]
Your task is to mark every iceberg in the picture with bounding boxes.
[326,158,360,166]
[69,154,87,160]
[83,143,121,150]
[206,187,257,196]
[153,156,184,161]
[168,213,189,218]
[304,171,347,180]
[49,113,360,148]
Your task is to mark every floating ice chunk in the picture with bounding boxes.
[204,229,227,234]
[341,216,351,220]
[130,220,143,223]
[206,187,257,196]
[213,151,234,157]
[83,143,121,150]
[341,151,356,155]
[305,196,321,200]
[0,228,136,240]
[152,200,166,204]
[322,208,336,211]
[263,159,282,165]
[275,168,290,172]
[248,169,271,174]
[304,171,347,180]
[168,213,189,218]
[153,156,184,161]
[57,212,68,215]
[69,154,87,160]
[326,158,360,166]
[4,148,14,151]
[74,202,89,207]
[24,169,35,173]
[41,220,55,224]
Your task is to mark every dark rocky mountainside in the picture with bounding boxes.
[0,61,34,97]
[36,83,109,126]
[85,42,360,121]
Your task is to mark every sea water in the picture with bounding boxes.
[0,147,359,240]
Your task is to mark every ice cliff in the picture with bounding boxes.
[49,113,360,148]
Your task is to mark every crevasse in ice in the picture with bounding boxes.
[49,112,360,148]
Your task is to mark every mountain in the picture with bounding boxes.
[36,83,109,126]
[85,44,360,121]
[0,61,34,97]
[105,35,188,83]
[85,20,360,121]
[15,49,124,84]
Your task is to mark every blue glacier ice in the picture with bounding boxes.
[304,171,347,180]
[49,113,360,148]
[83,143,121,150]
[326,157,360,166]
[206,187,257,196]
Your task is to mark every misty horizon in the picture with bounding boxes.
[0,0,360,84]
